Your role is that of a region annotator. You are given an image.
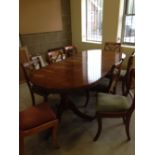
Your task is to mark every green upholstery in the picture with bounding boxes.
[96,93,130,112]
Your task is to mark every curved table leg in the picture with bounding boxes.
[57,94,94,121]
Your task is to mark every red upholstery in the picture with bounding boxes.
[19,103,56,130]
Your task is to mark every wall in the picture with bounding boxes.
[20,0,72,61]
[20,0,135,67]
[103,0,120,42]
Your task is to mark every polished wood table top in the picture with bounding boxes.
[31,49,125,92]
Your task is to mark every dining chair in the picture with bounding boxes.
[19,102,59,155]
[84,59,124,107]
[101,42,122,78]
[120,51,135,95]
[19,46,31,83]
[104,42,121,53]
[93,68,135,141]
[31,55,47,67]
[47,47,64,64]
[21,58,49,106]
[64,45,77,58]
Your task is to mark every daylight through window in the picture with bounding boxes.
[82,0,103,43]
[122,0,135,44]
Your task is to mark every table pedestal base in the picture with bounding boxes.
[57,94,94,121]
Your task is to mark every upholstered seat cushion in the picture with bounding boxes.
[19,103,57,130]
[91,77,110,92]
[96,93,129,112]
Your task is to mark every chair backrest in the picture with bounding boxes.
[125,51,135,79]
[126,68,135,112]
[21,58,42,89]
[126,68,135,97]
[104,42,121,53]
[47,47,64,64]
[31,55,47,67]
[108,59,124,93]
[64,45,77,58]
[19,46,31,83]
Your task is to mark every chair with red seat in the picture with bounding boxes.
[19,102,59,155]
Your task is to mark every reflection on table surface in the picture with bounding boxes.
[31,49,125,91]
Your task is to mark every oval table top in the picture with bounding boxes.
[30,49,125,92]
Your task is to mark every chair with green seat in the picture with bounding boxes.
[93,59,123,93]
[84,59,124,107]
[93,68,135,141]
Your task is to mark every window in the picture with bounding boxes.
[121,0,135,44]
[82,0,103,43]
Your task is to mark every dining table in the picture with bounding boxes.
[30,49,126,120]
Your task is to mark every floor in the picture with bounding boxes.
[19,83,135,155]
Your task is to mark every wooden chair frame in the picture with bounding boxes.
[93,68,135,141]
[19,105,59,155]
[47,47,64,64]
[64,45,77,58]
[21,58,49,106]
[121,51,135,95]
[104,42,121,53]
[84,59,123,107]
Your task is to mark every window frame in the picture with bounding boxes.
[121,0,135,45]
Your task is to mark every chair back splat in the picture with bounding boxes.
[47,47,64,64]
[84,58,124,108]
[21,58,49,105]
[121,51,135,95]
[104,42,121,53]
[64,45,77,58]
[108,59,123,94]
[93,59,124,94]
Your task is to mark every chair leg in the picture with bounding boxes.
[84,91,90,107]
[122,79,126,95]
[51,121,59,148]
[30,91,35,106]
[122,78,130,96]
[19,136,24,155]
[124,114,132,141]
[122,116,126,124]
[93,117,102,141]
[44,95,48,102]
[57,95,67,120]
